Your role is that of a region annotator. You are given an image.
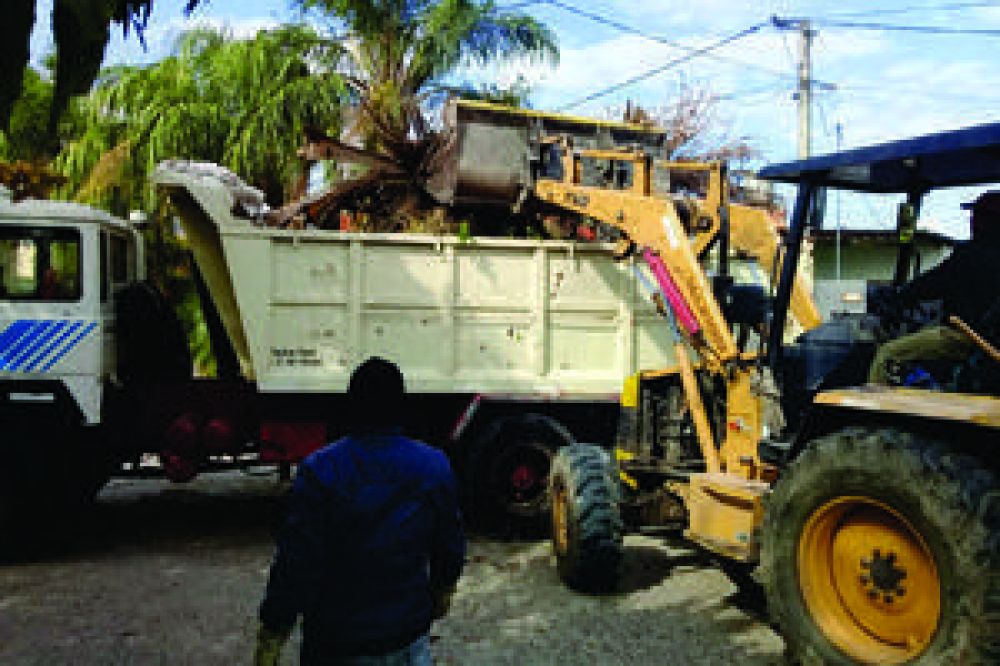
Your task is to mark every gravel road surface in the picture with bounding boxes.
[0,473,784,665]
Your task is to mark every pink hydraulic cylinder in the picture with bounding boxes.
[642,248,701,336]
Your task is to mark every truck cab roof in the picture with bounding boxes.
[0,197,128,231]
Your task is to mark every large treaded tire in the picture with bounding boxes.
[549,443,624,592]
[759,427,1000,665]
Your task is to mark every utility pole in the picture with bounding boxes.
[797,21,815,159]
[772,17,819,159]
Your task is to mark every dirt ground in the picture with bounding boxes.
[0,472,785,665]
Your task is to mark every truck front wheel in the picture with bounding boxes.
[759,427,999,665]
[550,443,623,592]
[0,424,112,552]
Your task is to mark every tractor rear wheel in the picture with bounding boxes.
[549,443,623,592]
[759,427,999,665]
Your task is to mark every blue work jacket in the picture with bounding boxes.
[259,431,465,661]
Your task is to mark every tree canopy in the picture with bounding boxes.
[298,0,557,165]
[1,1,204,138]
[0,65,84,163]
[57,25,346,212]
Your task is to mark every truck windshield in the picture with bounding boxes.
[0,226,82,301]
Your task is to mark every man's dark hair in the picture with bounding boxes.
[347,357,406,431]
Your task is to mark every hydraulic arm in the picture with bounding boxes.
[531,139,803,559]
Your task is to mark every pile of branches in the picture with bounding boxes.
[265,127,460,233]
[0,161,67,202]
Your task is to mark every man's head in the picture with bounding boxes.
[962,190,1000,244]
[347,357,406,431]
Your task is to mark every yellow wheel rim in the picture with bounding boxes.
[798,496,940,664]
[552,483,569,555]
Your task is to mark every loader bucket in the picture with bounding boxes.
[427,99,669,206]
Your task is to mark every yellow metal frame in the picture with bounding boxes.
[454,98,668,135]
[815,386,1000,429]
[534,140,792,559]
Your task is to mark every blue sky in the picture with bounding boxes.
[29,0,1000,236]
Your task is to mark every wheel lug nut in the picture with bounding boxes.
[884,594,893,604]
[868,589,879,600]
[859,575,870,585]
[896,586,905,597]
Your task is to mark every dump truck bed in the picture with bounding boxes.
[154,162,677,396]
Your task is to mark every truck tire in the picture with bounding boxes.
[467,414,573,528]
[550,443,623,592]
[0,425,112,554]
[759,427,999,665]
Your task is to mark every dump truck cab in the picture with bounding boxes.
[0,196,143,428]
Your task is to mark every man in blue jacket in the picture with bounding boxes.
[255,357,466,665]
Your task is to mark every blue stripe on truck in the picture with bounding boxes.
[0,320,33,355]
[8,321,69,371]
[0,319,97,373]
[0,320,51,370]
[23,321,84,372]
[39,322,97,372]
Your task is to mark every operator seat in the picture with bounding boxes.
[954,301,1000,395]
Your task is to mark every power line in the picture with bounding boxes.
[812,18,1000,35]
[714,82,790,101]
[541,0,837,91]
[495,0,547,11]
[558,23,766,112]
[821,1,998,20]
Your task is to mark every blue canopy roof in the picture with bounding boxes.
[758,122,1000,193]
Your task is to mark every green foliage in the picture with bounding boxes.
[138,208,216,375]
[0,0,204,136]
[54,24,345,375]
[56,24,346,212]
[297,0,557,157]
[0,67,84,163]
[452,75,533,108]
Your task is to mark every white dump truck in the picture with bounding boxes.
[0,161,679,532]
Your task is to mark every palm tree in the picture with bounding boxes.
[53,25,346,376]
[57,24,346,212]
[298,0,557,170]
[1,0,204,137]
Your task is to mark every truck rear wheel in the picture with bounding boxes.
[759,427,999,665]
[467,414,573,528]
[550,443,623,592]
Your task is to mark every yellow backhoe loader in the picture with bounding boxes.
[442,101,999,665]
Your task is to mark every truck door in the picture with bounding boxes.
[101,228,136,382]
[0,223,99,424]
